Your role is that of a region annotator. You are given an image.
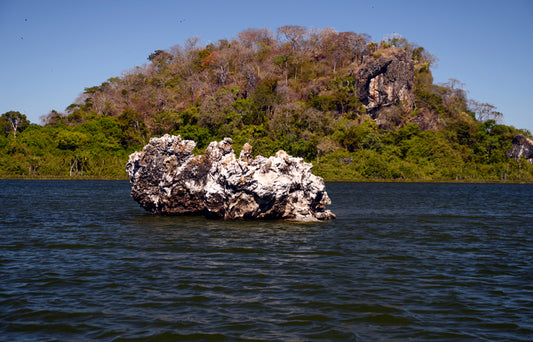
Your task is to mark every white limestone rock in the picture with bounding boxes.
[126,134,335,221]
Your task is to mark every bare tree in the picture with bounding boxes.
[320,30,369,72]
[238,28,274,49]
[468,100,503,123]
[184,36,201,56]
[277,25,307,50]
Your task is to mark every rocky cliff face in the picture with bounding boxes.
[507,134,533,164]
[354,47,415,123]
[126,135,335,221]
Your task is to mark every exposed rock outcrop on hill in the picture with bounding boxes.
[507,134,533,164]
[354,47,415,123]
[126,134,335,221]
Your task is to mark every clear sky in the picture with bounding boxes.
[1,0,532,132]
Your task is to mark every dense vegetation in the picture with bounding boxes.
[1,26,532,181]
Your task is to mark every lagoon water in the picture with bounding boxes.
[1,180,532,341]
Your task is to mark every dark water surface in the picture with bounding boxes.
[1,180,532,341]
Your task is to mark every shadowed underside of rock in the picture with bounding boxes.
[126,134,335,221]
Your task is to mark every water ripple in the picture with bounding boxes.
[1,180,532,341]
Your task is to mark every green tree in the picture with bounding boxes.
[175,124,212,149]
[337,119,380,152]
[248,78,282,124]
[56,129,89,150]
[117,109,149,148]
[1,111,30,137]
[151,111,181,135]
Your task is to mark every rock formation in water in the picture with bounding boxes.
[507,134,533,164]
[126,134,335,221]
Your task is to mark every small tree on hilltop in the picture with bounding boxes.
[468,100,503,123]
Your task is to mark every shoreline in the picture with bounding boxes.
[1,175,532,184]
[0,175,129,181]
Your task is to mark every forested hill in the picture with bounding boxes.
[1,26,533,180]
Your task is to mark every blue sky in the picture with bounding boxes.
[1,0,532,133]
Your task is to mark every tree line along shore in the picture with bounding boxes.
[2,26,532,182]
